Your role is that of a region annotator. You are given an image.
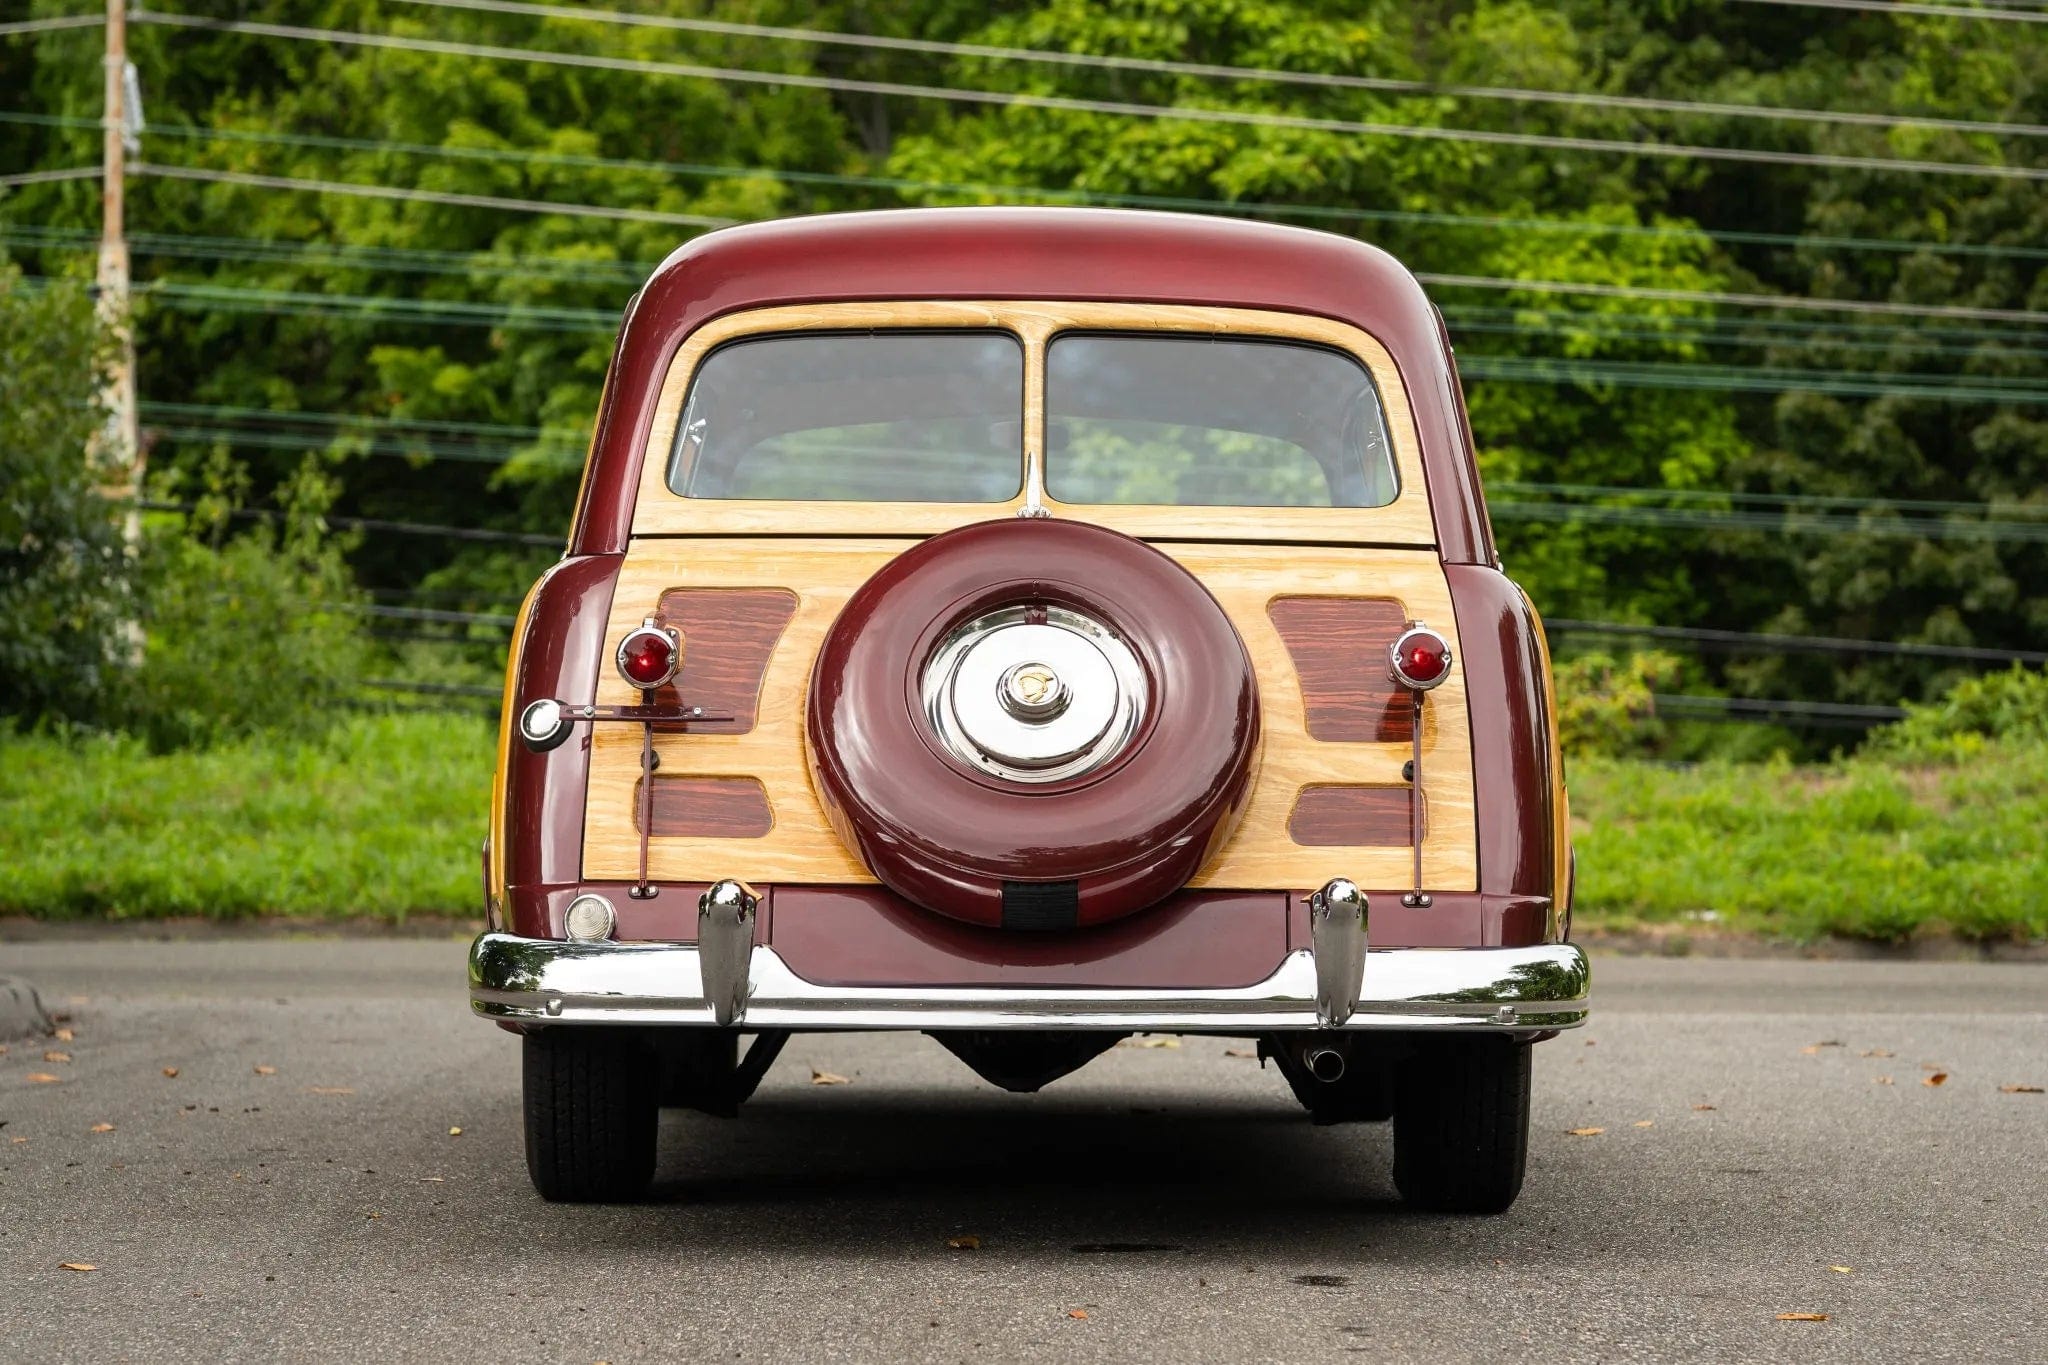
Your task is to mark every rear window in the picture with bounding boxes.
[1044,334,1398,508]
[667,331,1023,502]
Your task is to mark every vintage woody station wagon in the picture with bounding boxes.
[476,208,1588,1212]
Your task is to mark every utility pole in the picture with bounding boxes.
[97,0,141,540]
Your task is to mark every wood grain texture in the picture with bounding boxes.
[581,538,1479,893]
[637,777,774,839]
[625,301,1437,546]
[1267,596,1414,743]
[643,588,796,732]
[1289,785,1420,847]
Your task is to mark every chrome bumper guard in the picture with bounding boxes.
[468,934,1590,1034]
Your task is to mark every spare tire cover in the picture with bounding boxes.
[805,518,1260,929]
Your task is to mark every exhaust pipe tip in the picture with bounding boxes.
[1305,1046,1346,1083]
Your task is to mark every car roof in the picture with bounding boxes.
[572,208,1490,562]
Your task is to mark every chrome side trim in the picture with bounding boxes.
[469,936,1590,1033]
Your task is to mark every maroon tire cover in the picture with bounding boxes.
[805,518,1260,929]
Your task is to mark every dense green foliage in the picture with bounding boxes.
[0,266,130,726]
[4,1,2043,744]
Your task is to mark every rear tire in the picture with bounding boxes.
[523,1028,659,1202]
[1391,1034,1531,1214]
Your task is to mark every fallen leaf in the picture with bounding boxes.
[809,1067,850,1086]
[1860,1049,1894,1058]
[253,1065,276,1076]
[304,1087,355,1096]
[88,1123,114,1134]
[1067,1309,1089,1320]
[0,1044,8,1054]
[1921,1063,1946,1072]
[9,1137,25,1145]
[1632,1120,1654,1129]
[1829,1265,1853,1274]
[1776,1313,1829,1322]
[43,1051,72,1063]
[1691,1104,1716,1111]
[161,1067,179,1078]
[1566,1127,1605,1137]
[1122,1036,1179,1049]
[447,1127,463,1137]
[1999,1084,2043,1094]
[54,1028,75,1042]
[59,1263,97,1273]
[26,1073,62,1084]
[1874,1076,1894,1085]
[1223,1047,1257,1058]
[1923,1072,1948,1087]
[946,1235,981,1251]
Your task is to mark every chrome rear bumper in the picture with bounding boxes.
[468,934,1590,1034]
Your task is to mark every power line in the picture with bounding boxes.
[1494,481,2048,519]
[1422,273,2048,325]
[134,162,732,227]
[1725,0,2048,21]
[1460,354,2048,404]
[0,14,104,37]
[132,11,2048,183]
[1651,693,1909,727]
[137,497,562,546]
[1490,498,2048,542]
[1548,619,2048,665]
[0,165,100,189]
[390,0,2048,140]
[14,108,2048,263]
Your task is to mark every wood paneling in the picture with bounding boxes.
[625,301,1438,547]
[581,538,1480,893]
[1289,785,1419,847]
[643,588,796,732]
[638,777,774,839]
[1267,596,1414,743]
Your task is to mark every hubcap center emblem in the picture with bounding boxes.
[999,661,1069,721]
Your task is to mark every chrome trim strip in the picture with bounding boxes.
[469,936,1589,1033]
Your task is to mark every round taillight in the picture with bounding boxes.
[616,622,679,689]
[1389,625,1452,691]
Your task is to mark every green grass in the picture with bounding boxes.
[1572,742,2048,943]
[0,714,492,919]
[3,713,2042,942]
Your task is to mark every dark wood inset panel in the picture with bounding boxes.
[637,777,775,838]
[647,588,798,732]
[1267,595,1413,742]
[1288,784,1421,847]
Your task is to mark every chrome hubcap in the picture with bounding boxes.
[923,606,1145,783]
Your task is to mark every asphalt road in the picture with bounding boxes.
[2,941,2043,1364]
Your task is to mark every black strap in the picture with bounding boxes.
[1001,880,1080,931]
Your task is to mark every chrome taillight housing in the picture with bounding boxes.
[616,618,680,689]
[1388,624,1452,691]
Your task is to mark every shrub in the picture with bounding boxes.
[1864,665,2048,763]
[0,266,133,727]
[1552,650,1684,758]
[115,453,373,752]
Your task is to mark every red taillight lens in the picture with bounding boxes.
[1389,626,1452,690]
[617,624,679,689]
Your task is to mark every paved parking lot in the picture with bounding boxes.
[3,940,2043,1363]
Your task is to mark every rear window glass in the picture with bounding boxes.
[1044,334,1398,508]
[667,331,1023,502]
